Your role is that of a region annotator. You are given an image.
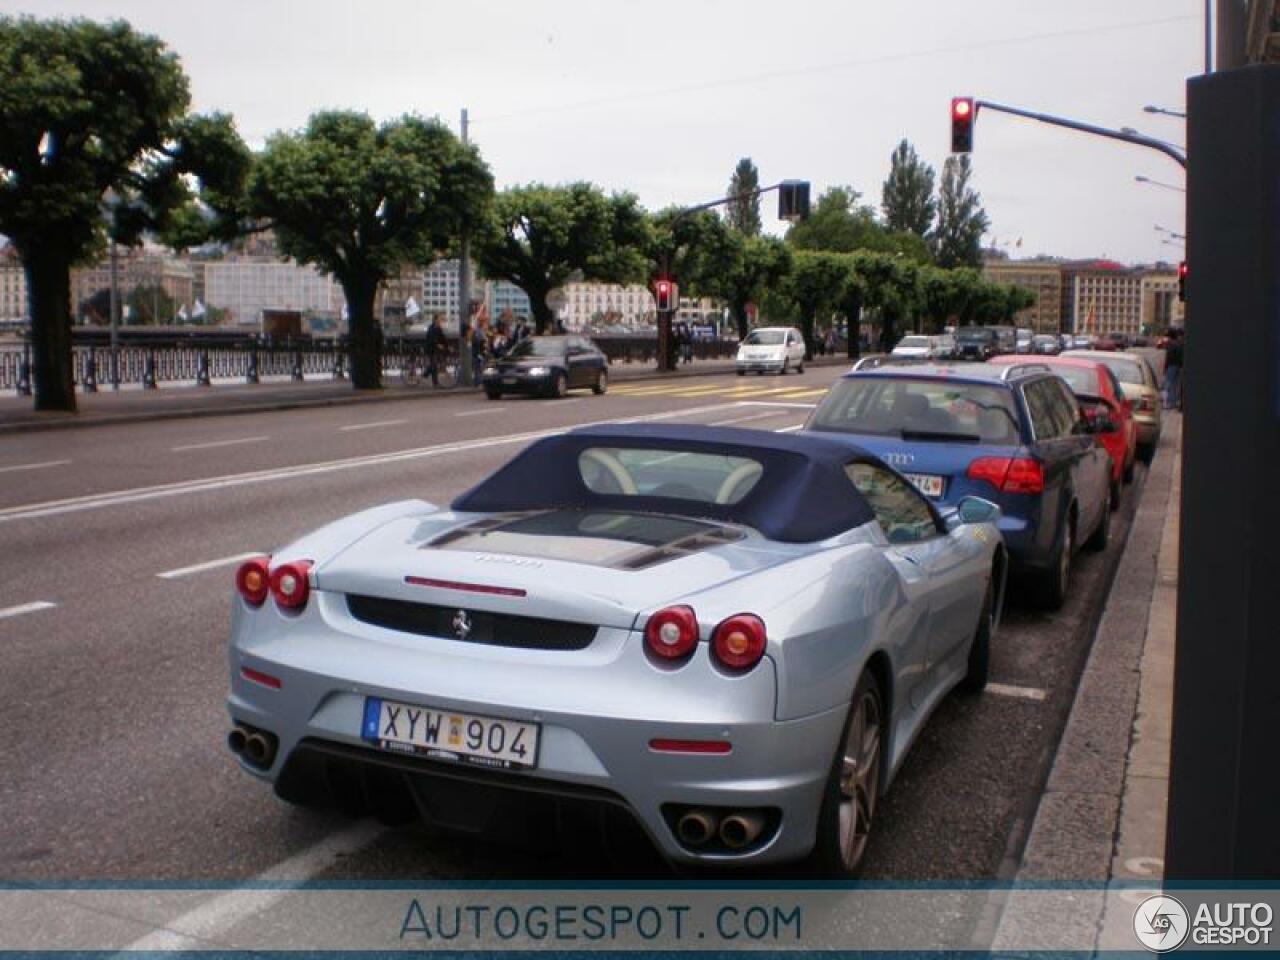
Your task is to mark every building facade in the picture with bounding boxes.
[1071,261,1144,338]
[201,258,343,328]
[559,282,655,330]
[1140,271,1186,332]
[0,246,28,325]
[420,259,532,326]
[71,249,195,324]
[981,259,1064,333]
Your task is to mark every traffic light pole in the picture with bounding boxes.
[656,181,808,372]
[972,100,1187,170]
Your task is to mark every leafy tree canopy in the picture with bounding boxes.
[724,156,761,236]
[476,182,649,333]
[932,154,990,269]
[881,138,936,238]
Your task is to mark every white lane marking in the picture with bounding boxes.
[171,436,269,453]
[987,682,1048,701]
[0,601,57,620]
[0,459,71,475]
[121,820,385,951]
[545,397,583,405]
[339,418,408,432]
[455,407,507,417]
[0,402,741,525]
[156,552,263,580]
[709,412,789,427]
[736,400,817,409]
[773,425,804,433]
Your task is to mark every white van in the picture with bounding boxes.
[736,326,807,375]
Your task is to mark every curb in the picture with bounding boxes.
[0,356,855,435]
[988,417,1180,950]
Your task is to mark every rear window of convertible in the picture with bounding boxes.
[578,447,764,505]
[809,376,1022,445]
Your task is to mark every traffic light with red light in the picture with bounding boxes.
[655,279,676,312]
[951,97,975,153]
[1178,261,1187,301]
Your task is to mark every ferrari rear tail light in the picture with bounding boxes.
[235,556,271,607]
[269,560,313,610]
[966,456,1044,494]
[645,605,699,661]
[711,614,767,671]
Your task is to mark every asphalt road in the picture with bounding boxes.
[0,364,1141,884]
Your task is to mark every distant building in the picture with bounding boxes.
[71,249,194,324]
[201,259,343,328]
[560,282,654,330]
[1141,271,1186,332]
[421,259,531,326]
[1070,260,1144,338]
[981,259,1064,333]
[0,246,28,325]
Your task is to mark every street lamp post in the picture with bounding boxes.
[1135,174,1186,193]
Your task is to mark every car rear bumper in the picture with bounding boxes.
[227,601,842,866]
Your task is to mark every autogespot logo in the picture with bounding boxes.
[1134,895,1190,952]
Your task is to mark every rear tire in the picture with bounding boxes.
[551,372,568,398]
[803,671,883,878]
[779,359,788,376]
[485,388,502,401]
[1036,514,1074,611]
[1086,496,1111,551]
[960,571,996,694]
[1123,454,1135,484]
[592,370,608,395]
[736,369,746,376]
[797,359,805,374]
[1109,478,1122,511]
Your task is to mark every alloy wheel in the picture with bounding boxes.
[837,688,882,870]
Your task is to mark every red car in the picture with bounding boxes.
[989,355,1137,509]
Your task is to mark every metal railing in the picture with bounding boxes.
[1,333,742,395]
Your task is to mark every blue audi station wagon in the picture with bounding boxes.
[804,364,1112,608]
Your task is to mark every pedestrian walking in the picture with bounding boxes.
[423,313,446,387]
[1163,327,1184,410]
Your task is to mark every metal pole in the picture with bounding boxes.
[457,107,473,387]
[975,100,1187,169]
[1205,0,1212,73]
[109,238,120,389]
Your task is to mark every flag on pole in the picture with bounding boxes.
[176,305,189,322]
[405,296,420,318]
[341,304,349,322]
[192,299,206,319]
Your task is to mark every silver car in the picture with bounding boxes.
[226,424,1006,875]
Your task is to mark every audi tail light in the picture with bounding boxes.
[967,456,1044,494]
[711,614,767,671]
[269,560,313,610]
[645,605,699,661]
[234,556,271,607]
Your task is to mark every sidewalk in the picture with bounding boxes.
[992,412,1181,950]
[0,355,852,434]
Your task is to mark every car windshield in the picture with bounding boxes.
[895,336,929,349]
[578,447,764,504]
[809,376,1022,445]
[1033,336,1057,345]
[1042,365,1098,395]
[506,337,567,358]
[957,328,994,342]
[743,330,786,346]
[1094,356,1145,384]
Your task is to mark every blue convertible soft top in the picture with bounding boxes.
[451,423,878,543]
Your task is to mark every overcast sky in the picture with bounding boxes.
[3,0,1199,265]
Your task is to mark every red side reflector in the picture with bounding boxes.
[405,576,527,598]
[241,666,282,689]
[648,738,732,754]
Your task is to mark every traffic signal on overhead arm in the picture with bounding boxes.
[778,180,811,221]
[1178,260,1187,301]
[951,97,975,153]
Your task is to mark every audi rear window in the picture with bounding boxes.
[809,376,1023,445]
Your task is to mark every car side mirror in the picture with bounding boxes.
[957,496,1002,526]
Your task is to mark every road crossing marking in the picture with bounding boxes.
[0,459,71,475]
[738,400,818,409]
[987,682,1048,701]
[0,601,57,620]
[455,407,508,417]
[0,401,743,525]
[339,418,409,431]
[156,552,263,580]
[171,435,269,452]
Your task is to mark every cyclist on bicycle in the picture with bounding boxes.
[423,313,447,388]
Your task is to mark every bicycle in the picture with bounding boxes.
[400,344,458,389]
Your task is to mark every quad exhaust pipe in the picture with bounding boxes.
[675,808,769,850]
[675,809,718,847]
[228,723,277,769]
[719,811,766,850]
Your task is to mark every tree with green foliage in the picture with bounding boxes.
[0,16,250,410]
[933,154,990,269]
[786,185,931,262]
[784,250,849,359]
[251,111,491,389]
[707,233,791,339]
[476,183,648,334]
[881,139,936,239]
[724,157,762,236]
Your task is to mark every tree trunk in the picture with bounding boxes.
[530,294,556,335]
[24,247,77,412]
[799,311,816,362]
[342,278,382,390]
[844,292,863,360]
[731,300,750,340]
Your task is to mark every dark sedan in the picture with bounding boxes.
[481,335,608,400]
